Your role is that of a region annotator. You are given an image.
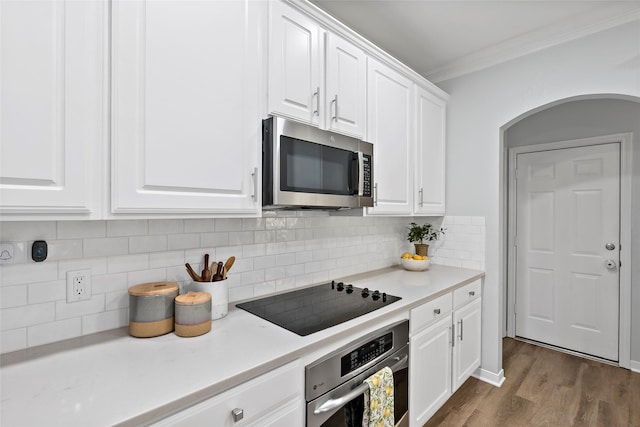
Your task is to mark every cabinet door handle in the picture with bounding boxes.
[373,183,378,206]
[433,308,440,315]
[313,87,320,116]
[458,319,464,341]
[232,408,244,422]
[451,324,455,347]
[419,188,424,207]
[469,291,475,297]
[331,94,338,121]
[251,167,258,201]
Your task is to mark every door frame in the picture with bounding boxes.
[506,133,632,369]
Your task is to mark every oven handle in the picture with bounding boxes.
[312,353,408,415]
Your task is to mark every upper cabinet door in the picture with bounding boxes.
[268,0,322,126]
[414,85,447,215]
[366,58,413,216]
[0,1,105,218]
[325,32,366,138]
[111,0,262,215]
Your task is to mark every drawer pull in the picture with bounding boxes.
[469,291,475,297]
[232,408,244,422]
[433,308,441,315]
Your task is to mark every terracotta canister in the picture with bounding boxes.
[128,281,179,338]
[174,292,212,337]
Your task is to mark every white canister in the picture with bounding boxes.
[189,280,228,319]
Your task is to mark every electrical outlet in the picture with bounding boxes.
[66,269,92,302]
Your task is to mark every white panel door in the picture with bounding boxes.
[366,58,413,215]
[414,85,446,215]
[409,315,452,427]
[268,0,321,126]
[112,0,261,214]
[325,32,366,138]
[0,0,105,217]
[452,298,482,391]
[515,143,620,361]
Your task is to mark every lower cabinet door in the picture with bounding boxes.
[409,315,452,427]
[452,298,482,391]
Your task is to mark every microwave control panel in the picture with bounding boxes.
[363,155,372,197]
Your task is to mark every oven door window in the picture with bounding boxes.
[280,136,356,195]
[312,366,408,427]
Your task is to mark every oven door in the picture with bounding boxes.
[306,345,409,427]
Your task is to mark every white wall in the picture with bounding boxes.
[438,20,640,376]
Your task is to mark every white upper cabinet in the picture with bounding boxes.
[366,57,414,215]
[268,0,366,138]
[324,32,366,138]
[414,85,447,215]
[111,0,262,215]
[0,0,106,219]
[268,0,322,127]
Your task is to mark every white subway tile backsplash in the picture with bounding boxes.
[0,215,484,354]
[1,302,55,330]
[84,237,128,257]
[58,221,106,239]
[28,280,66,304]
[129,235,167,253]
[28,318,81,347]
[107,220,148,237]
[1,286,27,308]
[1,328,26,353]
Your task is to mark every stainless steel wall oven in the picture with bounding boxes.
[305,321,409,427]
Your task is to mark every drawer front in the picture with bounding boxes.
[453,279,481,308]
[153,360,302,426]
[410,292,453,334]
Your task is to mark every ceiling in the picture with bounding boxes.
[309,0,640,82]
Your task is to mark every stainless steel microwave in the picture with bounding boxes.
[262,116,374,209]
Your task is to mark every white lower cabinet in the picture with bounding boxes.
[152,360,304,426]
[409,281,482,426]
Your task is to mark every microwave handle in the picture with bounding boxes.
[312,353,408,415]
[357,151,364,196]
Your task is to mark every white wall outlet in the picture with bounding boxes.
[66,269,92,303]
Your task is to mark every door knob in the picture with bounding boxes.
[605,259,617,270]
[605,243,616,251]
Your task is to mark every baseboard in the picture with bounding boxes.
[630,360,640,373]
[473,367,505,387]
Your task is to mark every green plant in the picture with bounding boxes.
[407,222,445,243]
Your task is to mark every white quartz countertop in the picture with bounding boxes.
[0,265,484,427]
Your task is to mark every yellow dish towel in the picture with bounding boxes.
[363,366,394,427]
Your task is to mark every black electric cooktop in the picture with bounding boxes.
[235,281,401,336]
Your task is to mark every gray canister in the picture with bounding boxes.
[128,282,179,337]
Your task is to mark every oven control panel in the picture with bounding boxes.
[340,332,393,376]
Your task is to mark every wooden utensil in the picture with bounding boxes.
[201,254,210,282]
[212,261,224,282]
[185,263,202,282]
[223,256,235,279]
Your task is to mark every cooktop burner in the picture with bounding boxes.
[235,281,401,336]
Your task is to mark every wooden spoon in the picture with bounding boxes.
[212,261,224,282]
[223,256,235,279]
[185,263,202,282]
[201,254,210,281]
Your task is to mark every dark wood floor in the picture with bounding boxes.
[424,338,640,427]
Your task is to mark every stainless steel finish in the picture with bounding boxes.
[313,87,320,116]
[231,408,244,422]
[452,323,455,347]
[357,152,364,196]
[374,183,378,206]
[449,326,453,345]
[459,319,464,341]
[331,95,338,122]
[251,167,257,201]
[305,320,408,402]
[419,188,424,207]
[469,291,475,297]
[263,116,374,209]
[605,243,616,250]
[312,354,408,415]
[434,308,441,315]
[605,259,617,269]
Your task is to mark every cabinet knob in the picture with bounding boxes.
[433,308,441,315]
[232,408,244,422]
[469,291,475,297]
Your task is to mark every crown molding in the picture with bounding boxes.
[428,5,640,83]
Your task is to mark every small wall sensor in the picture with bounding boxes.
[31,240,48,262]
